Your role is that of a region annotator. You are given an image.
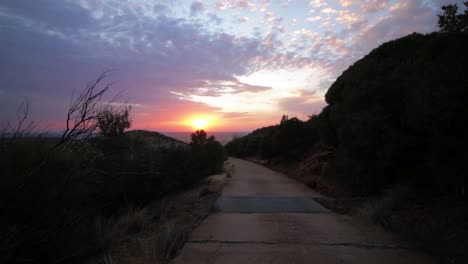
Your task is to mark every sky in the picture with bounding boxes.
[0,0,464,132]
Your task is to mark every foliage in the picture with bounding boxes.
[225,115,320,159]
[438,2,468,33]
[0,76,224,263]
[190,130,225,177]
[324,32,468,194]
[227,32,468,197]
[97,106,131,137]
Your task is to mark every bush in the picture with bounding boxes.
[227,32,468,199]
[225,115,320,159]
[0,75,225,263]
[323,32,468,194]
[190,130,225,177]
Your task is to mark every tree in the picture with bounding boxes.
[190,130,208,146]
[97,106,131,137]
[438,2,468,33]
[280,115,289,124]
[190,130,224,175]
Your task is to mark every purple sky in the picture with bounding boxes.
[0,0,462,131]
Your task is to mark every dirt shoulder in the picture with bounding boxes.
[87,169,228,264]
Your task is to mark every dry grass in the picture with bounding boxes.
[88,169,227,264]
[356,184,411,228]
[139,223,190,263]
[90,204,183,264]
[94,207,150,253]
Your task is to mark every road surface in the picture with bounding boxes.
[173,158,434,264]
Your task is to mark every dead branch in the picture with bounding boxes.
[50,70,114,152]
[1,97,37,140]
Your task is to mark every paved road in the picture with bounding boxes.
[173,158,434,264]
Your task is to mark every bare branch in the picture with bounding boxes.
[50,70,114,152]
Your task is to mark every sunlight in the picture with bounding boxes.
[182,115,219,131]
[191,118,209,130]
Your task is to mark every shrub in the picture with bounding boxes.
[0,74,225,263]
[324,33,468,194]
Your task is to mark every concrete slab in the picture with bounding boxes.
[214,196,330,213]
[174,242,435,264]
[188,213,399,246]
[172,158,434,264]
[221,159,324,198]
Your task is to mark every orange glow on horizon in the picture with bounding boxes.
[191,118,208,130]
[182,115,217,131]
[131,109,282,132]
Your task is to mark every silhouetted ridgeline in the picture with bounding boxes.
[164,132,249,145]
[226,32,468,261]
[126,130,186,148]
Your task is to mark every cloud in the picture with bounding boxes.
[208,13,223,24]
[214,0,270,12]
[190,1,204,16]
[356,0,436,51]
[236,16,250,23]
[185,80,272,97]
[220,112,251,120]
[309,0,327,8]
[338,0,390,13]
[0,0,446,130]
[321,7,338,14]
[263,11,281,24]
[277,90,326,118]
[306,16,322,22]
[336,10,360,24]
[0,0,275,126]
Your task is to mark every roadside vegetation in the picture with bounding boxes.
[226,4,468,263]
[0,71,225,263]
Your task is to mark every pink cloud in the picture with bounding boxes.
[309,0,327,8]
[277,90,326,119]
[356,0,436,51]
[214,0,270,12]
[338,0,390,13]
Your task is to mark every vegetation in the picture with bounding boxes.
[226,6,468,260]
[227,32,468,196]
[438,1,468,33]
[323,32,468,195]
[225,115,321,159]
[0,73,224,263]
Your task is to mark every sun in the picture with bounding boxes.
[191,118,209,130]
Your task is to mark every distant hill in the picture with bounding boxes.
[125,130,186,149]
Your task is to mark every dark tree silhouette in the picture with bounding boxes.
[190,130,224,175]
[438,2,468,33]
[97,106,131,137]
[190,130,208,145]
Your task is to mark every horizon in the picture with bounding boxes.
[0,0,461,131]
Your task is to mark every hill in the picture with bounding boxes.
[125,130,186,149]
[226,32,468,263]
